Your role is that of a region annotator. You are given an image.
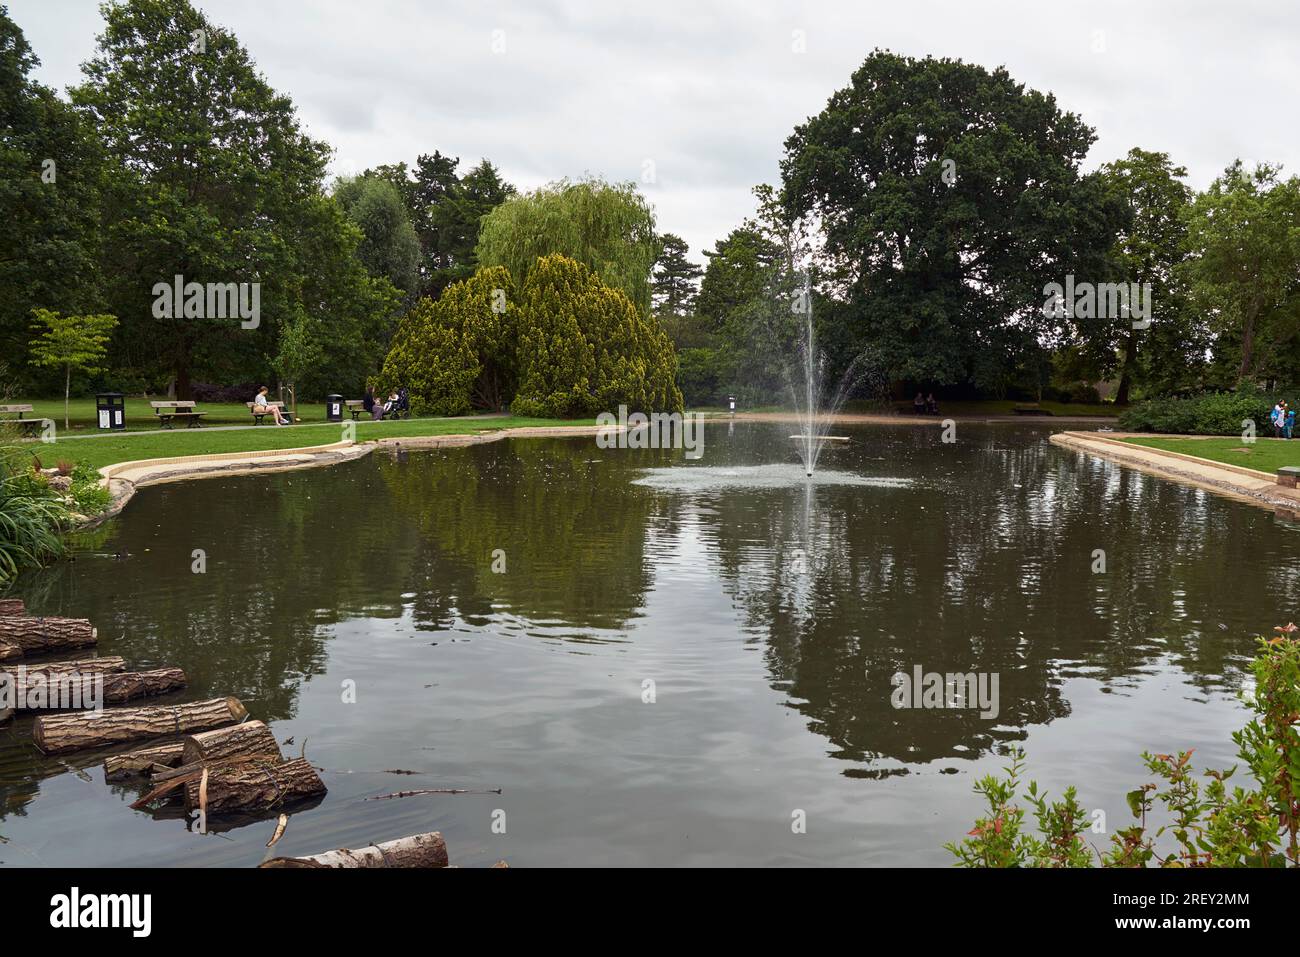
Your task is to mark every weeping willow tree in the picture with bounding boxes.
[475,176,659,313]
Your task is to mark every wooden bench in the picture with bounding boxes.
[1278,466,1300,489]
[246,400,286,425]
[1012,404,1053,416]
[0,404,42,433]
[345,399,367,420]
[150,400,207,429]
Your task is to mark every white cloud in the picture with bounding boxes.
[10,0,1299,261]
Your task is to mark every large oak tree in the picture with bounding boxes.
[781,50,1123,390]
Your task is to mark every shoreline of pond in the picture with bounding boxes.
[1051,430,1300,515]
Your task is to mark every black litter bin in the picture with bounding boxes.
[325,394,343,422]
[95,392,126,430]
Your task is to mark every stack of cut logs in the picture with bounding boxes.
[0,597,461,868]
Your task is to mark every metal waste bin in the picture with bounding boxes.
[325,393,343,422]
[96,392,126,430]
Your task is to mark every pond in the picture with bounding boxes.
[2,421,1297,867]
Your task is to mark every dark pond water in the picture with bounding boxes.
[2,421,1298,867]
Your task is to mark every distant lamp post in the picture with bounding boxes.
[728,395,736,416]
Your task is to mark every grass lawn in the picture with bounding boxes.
[1123,436,1300,474]
[6,396,339,433]
[15,414,595,471]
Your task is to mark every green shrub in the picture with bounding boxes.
[376,268,508,416]
[379,256,682,418]
[69,462,111,516]
[1117,390,1287,435]
[511,255,682,418]
[0,442,68,585]
[947,627,1300,867]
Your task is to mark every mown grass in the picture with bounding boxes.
[17,415,595,471]
[1123,436,1300,474]
[5,396,332,432]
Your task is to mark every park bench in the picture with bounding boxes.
[150,400,206,429]
[1278,466,1300,489]
[1012,404,1053,416]
[246,400,286,424]
[345,399,367,420]
[0,404,42,433]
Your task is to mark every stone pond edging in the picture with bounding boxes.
[1050,431,1300,513]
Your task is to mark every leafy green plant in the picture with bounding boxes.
[0,431,69,584]
[68,461,111,516]
[1117,389,1289,435]
[948,627,1300,867]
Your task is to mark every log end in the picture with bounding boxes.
[227,697,249,722]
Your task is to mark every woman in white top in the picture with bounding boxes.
[254,386,290,425]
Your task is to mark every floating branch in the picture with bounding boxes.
[366,787,502,801]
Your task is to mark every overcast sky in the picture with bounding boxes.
[9,1,1299,259]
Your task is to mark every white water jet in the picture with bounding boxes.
[784,274,878,477]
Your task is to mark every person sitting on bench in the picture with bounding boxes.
[254,386,290,425]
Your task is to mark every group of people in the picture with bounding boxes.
[1271,400,1296,439]
[912,392,941,415]
[363,386,406,420]
[251,385,407,425]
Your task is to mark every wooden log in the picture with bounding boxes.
[181,720,281,766]
[0,615,97,655]
[32,696,247,755]
[0,598,23,615]
[0,656,127,679]
[0,639,21,662]
[146,722,283,788]
[104,741,187,780]
[260,831,449,869]
[14,668,186,711]
[184,756,326,813]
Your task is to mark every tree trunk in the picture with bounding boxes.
[184,756,326,813]
[0,599,23,615]
[33,696,248,754]
[1115,331,1136,406]
[15,668,187,711]
[175,361,192,402]
[0,639,22,661]
[0,656,126,680]
[0,616,97,655]
[181,720,281,766]
[104,741,187,780]
[1238,308,1259,386]
[261,831,449,869]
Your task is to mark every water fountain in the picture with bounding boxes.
[784,274,877,477]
